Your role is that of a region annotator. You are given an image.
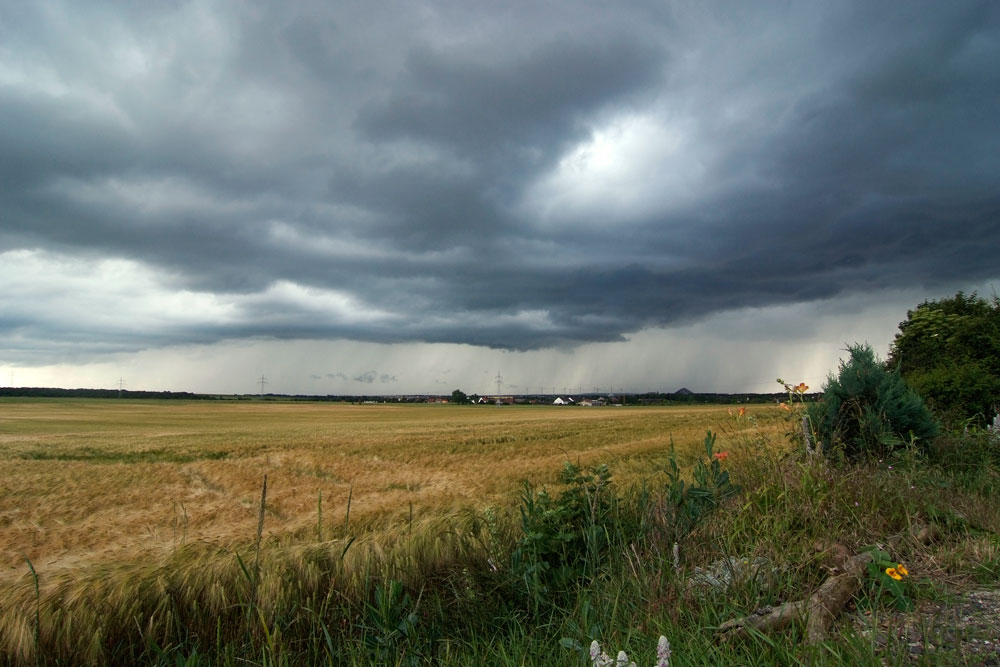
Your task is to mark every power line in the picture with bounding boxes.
[258,375,268,397]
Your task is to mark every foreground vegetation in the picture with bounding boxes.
[2,391,997,665]
[0,402,748,663]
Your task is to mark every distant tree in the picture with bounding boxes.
[451,389,471,405]
[888,292,1000,426]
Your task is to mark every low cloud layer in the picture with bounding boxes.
[351,371,396,384]
[2,2,998,382]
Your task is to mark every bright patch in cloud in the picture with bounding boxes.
[524,113,705,224]
[0,250,391,360]
[251,281,394,324]
[0,249,235,331]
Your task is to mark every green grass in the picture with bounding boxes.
[16,447,230,464]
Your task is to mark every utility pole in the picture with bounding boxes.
[258,375,268,397]
[494,371,503,407]
[118,377,125,398]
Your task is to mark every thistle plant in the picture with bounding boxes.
[589,640,634,667]
[586,636,671,667]
[656,636,671,667]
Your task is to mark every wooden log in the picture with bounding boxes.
[718,549,875,645]
[803,550,873,644]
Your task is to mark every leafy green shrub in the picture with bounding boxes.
[511,463,628,597]
[808,344,939,460]
[888,291,1000,426]
[512,436,741,600]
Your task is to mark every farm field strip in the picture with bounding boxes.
[0,400,779,584]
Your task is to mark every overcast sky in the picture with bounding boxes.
[2,1,998,395]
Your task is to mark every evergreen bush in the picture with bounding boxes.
[808,344,939,460]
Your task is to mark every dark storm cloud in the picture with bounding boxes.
[2,1,999,362]
[357,34,664,164]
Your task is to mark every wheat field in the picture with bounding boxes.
[0,399,778,585]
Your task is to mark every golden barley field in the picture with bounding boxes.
[0,399,781,586]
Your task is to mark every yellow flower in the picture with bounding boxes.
[897,564,908,577]
[885,567,902,580]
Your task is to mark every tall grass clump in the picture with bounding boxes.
[1,510,500,666]
[925,427,1000,496]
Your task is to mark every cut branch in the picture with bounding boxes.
[718,549,874,645]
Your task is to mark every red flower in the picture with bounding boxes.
[714,451,729,461]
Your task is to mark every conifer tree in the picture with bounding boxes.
[809,344,939,459]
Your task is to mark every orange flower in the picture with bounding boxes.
[885,567,902,580]
[714,451,729,461]
[896,564,908,577]
[779,402,791,411]
[737,407,746,418]
[795,382,809,393]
